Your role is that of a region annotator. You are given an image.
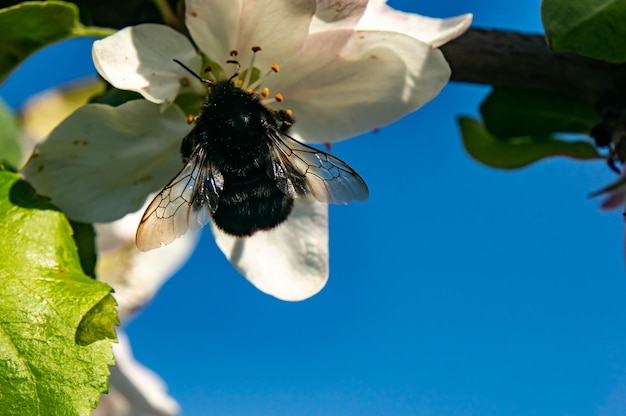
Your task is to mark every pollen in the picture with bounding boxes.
[286,109,293,116]
[274,93,284,102]
[261,88,270,97]
[235,79,244,88]
[271,63,280,73]
[187,114,196,124]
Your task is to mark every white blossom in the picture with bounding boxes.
[23,0,471,301]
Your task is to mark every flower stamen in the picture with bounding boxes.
[247,62,280,92]
[261,92,285,106]
[222,47,284,105]
[201,65,216,82]
[242,46,262,89]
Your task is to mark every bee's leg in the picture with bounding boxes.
[274,109,294,133]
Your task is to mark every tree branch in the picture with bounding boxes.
[440,28,626,109]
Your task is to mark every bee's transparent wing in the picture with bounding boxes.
[267,129,369,204]
[136,146,224,251]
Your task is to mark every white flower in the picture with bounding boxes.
[23,0,471,301]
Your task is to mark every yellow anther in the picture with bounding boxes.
[261,88,270,97]
[275,93,284,102]
[286,109,293,116]
[252,46,262,52]
[271,63,280,73]
[247,89,254,94]
[187,114,196,124]
[235,79,244,88]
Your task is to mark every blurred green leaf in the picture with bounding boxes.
[0,0,177,27]
[0,171,115,415]
[0,1,112,81]
[459,117,601,169]
[542,0,626,63]
[0,99,20,169]
[481,88,600,138]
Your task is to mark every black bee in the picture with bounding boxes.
[136,60,368,251]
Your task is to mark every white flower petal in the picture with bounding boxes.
[309,0,368,33]
[22,100,192,223]
[93,24,200,105]
[185,0,241,69]
[94,331,180,416]
[19,80,106,166]
[96,205,199,320]
[211,200,329,301]
[356,1,472,48]
[268,29,450,143]
[186,0,316,70]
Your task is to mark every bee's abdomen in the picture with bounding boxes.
[211,173,294,236]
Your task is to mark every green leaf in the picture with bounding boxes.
[0,1,112,81]
[481,88,600,139]
[0,171,116,415]
[542,0,626,63]
[459,117,601,169]
[68,0,175,28]
[76,294,118,346]
[0,98,21,169]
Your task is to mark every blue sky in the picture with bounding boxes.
[3,1,626,415]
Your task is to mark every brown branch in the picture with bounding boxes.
[440,28,626,109]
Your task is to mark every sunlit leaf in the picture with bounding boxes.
[0,170,116,415]
[459,117,601,169]
[0,1,112,81]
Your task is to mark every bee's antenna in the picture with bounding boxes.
[173,59,213,86]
